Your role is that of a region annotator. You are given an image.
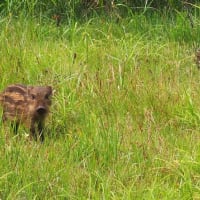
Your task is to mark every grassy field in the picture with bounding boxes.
[0,13,200,199]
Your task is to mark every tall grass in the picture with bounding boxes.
[0,0,199,20]
[0,12,200,199]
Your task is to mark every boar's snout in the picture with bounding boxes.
[37,106,47,115]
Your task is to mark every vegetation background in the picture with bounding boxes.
[0,0,200,199]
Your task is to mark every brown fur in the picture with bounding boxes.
[0,84,52,141]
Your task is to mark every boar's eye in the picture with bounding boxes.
[45,94,49,99]
[31,94,36,100]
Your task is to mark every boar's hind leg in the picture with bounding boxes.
[11,122,19,134]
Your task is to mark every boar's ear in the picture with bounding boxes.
[46,86,53,96]
[27,86,33,95]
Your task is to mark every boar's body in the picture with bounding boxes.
[0,84,52,141]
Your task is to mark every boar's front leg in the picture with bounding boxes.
[38,121,44,142]
[30,121,37,141]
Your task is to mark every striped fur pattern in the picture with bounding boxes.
[0,84,52,141]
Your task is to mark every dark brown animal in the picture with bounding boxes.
[0,84,52,142]
[52,14,61,26]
